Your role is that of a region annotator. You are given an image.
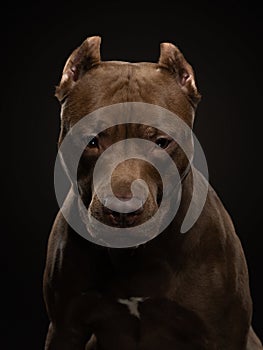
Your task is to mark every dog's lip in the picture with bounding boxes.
[90,206,159,229]
[103,206,143,216]
[107,220,140,228]
[108,211,142,227]
[85,204,163,248]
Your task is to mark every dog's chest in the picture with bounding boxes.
[103,250,175,298]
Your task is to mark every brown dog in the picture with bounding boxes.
[43,36,262,349]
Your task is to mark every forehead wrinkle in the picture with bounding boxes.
[75,119,110,136]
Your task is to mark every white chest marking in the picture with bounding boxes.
[118,297,146,319]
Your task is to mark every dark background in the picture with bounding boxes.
[2,1,262,348]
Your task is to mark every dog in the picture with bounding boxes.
[43,36,262,349]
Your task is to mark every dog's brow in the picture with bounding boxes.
[99,129,111,137]
[77,120,110,135]
[144,126,159,138]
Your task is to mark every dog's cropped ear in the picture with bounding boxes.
[158,42,201,107]
[55,36,101,102]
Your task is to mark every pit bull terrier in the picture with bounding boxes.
[43,36,262,349]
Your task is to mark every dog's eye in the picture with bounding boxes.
[155,137,171,149]
[87,136,99,148]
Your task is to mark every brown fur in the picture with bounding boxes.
[43,36,262,349]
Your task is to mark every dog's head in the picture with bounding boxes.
[55,36,201,236]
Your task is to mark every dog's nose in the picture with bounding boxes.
[102,195,144,227]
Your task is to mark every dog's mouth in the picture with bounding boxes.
[76,188,163,247]
[102,208,145,228]
[88,192,159,229]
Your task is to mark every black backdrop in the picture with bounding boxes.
[2,1,262,348]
